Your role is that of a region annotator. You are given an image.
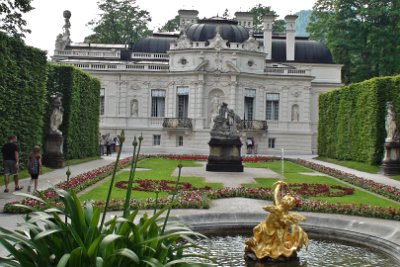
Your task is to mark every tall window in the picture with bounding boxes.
[266,93,280,120]
[100,88,105,115]
[244,89,256,120]
[268,138,275,148]
[153,135,161,146]
[177,136,183,147]
[177,87,189,118]
[151,90,165,117]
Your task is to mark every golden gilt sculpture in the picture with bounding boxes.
[245,181,308,261]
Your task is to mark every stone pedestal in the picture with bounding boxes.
[382,141,400,176]
[43,133,65,168]
[206,137,243,172]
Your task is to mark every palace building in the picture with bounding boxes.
[52,10,342,155]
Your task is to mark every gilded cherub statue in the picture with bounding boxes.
[245,181,308,261]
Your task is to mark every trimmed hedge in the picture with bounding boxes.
[45,65,100,159]
[0,32,47,170]
[318,76,400,164]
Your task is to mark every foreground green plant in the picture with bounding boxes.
[0,132,212,266]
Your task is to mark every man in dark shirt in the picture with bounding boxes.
[2,135,23,192]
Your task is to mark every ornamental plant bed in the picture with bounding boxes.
[158,154,272,162]
[293,159,400,202]
[3,155,141,213]
[115,179,212,192]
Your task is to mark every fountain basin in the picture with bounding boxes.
[174,209,400,265]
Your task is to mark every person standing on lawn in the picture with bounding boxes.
[27,146,42,192]
[1,135,23,192]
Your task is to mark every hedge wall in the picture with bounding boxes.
[318,76,400,164]
[46,65,100,160]
[0,32,48,170]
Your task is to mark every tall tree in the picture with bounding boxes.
[158,15,179,32]
[308,0,400,84]
[85,0,151,44]
[0,0,34,37]
[295,10,311,37]
[249,4,285,33]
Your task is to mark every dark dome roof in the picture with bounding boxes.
[132,36,175,53]
[270,39,333,63]
[185,19,249,43]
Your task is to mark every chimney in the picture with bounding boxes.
[262,14,276,60]
[285,14,298,61]
[234,12,253,32]
[178,9,199,31]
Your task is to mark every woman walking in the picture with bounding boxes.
[27,146,42,192]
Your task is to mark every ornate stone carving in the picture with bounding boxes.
[130,99,138,117]
[291,104,300,122]
[211,102,242,139]
[55,10,72,50]
[208,27,227,51]
[174,31,192,49]
[49,92,64,135]
[385,102,399,142]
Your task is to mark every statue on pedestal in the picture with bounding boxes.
[207,103,243,172]
[49,93,64,135]
[383,102,400,176]
[55,10,72,51]
[385,102,399,142]
[43,92,65,168]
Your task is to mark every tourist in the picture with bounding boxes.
[1,135,23,192]
[114,136,120,153]
[106,134,112,156]
[246,138,254,154]
[27,146,42,192]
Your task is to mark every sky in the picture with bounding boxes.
[23,0,316,57]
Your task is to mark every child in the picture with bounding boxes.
[27,146,42,192]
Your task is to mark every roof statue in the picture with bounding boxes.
[55,10,72,50]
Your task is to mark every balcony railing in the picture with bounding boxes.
[241,120,268,131]
[163,118,193,129]
[264,68,310,76]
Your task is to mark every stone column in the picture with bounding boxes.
[285,15,298,61]
[263,14,276,60]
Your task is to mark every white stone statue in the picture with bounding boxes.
[131,99,138,117]
[49,93,64,135]
[55,10,72,51]
[385,102,398,142]
[209,94,221,127]
[291,104,299,122]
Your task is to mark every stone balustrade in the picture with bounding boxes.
[241,120,268,131]
[265,67,310,76]
[54,50,121,58]
[163,118,193,129]
[131,52,169,60]
[62,62,169,72]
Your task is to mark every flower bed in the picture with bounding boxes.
[5,155,400,221]
[115,179,212,192]
[3,156,140,213]
[157,154,272,162]
[293,159,400,202]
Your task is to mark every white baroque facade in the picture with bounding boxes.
[52,10,342,155]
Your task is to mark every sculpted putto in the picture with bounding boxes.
[245,181,308,260]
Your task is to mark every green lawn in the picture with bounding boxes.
[315,157,380,174]
[79,158,400,209]
[79,158,223,201]
[242,161,399,208]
